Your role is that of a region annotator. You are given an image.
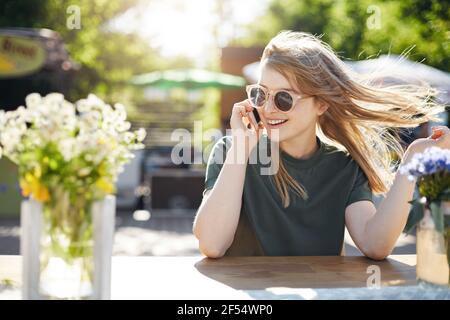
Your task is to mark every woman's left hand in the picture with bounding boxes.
[406,125,450,156]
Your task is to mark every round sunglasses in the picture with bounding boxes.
[246,84,312,113]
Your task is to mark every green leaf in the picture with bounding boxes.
[430,201,445,233]
[404,198,424,234]
[445,215,450,229]
[438,187,450,201]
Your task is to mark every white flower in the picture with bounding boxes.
[0,92,147,195]
[16,106,26,118]
[82,110,102,127]
[123,132,135,144]
[25,93,42,109]
[116,121,131,132]
[43,93,64,104]
[136,128,146,142]
[78,167,91,177]
[113,103,127,121]
[86,94,106,109]
[76,100,91,113]
[101,104,114,119]
[58,138,77,161]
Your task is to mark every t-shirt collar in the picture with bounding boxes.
[280,136,324,169]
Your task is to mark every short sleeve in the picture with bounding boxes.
[346,165,373,207]
[203,136,232,195]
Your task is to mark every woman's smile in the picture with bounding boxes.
[264,118,289,128]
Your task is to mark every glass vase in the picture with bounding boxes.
[38,187,94,299]
[416,203,450,287]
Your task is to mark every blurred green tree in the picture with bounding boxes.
[236,0,449,70]
[0,0,193,105]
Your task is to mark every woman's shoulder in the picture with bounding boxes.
[321,140,346,158]
[320,141,360,169]
[206,136,232,163]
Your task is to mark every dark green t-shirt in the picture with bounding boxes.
[204,135,373,256]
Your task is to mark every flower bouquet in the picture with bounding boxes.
[0,93,146,299]
[400,146,450,286]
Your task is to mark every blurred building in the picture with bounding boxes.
[0,28,79,110]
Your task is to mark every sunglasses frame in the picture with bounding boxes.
[246,84,312,113]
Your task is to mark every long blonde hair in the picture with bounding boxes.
[262,31,446,208]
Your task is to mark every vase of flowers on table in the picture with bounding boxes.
[400,146,450,286]
[0,93,146,299]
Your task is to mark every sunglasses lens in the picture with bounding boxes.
[275,91,293,112]
[249,87,266,107]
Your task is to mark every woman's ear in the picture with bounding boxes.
[317,100,329,116]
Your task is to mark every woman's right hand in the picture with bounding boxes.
[230,99,264,156]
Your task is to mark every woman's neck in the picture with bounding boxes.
[279,131,318,160]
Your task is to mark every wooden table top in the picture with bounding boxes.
[0,254,424,299]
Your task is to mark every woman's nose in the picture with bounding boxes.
[263,96,277,113]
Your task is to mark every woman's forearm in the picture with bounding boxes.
[193,143,249,258]
[363,150,417,258]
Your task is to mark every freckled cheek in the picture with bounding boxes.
[294,104,318,123]
[286,109,312,127]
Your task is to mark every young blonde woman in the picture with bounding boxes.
[193,31,449,260]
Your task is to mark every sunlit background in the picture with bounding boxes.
[109,0,269,62]
[0,0,449,257]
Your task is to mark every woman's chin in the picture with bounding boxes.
[266,129,284,142]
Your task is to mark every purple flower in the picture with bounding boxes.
[399,147,450,179]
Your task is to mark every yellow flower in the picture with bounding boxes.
[19,172,50,202]
[33,165,42,178]
[98,162,108,176]
[19,178,32,197]
[34,185,50,202]
[95,177,115,194]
